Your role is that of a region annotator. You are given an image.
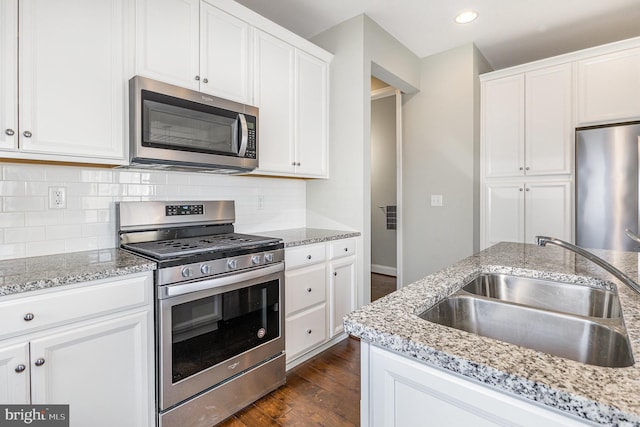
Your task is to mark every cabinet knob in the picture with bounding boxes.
[292,162,297,166]
[334,271,338,276]
[525,166,530,171]
[202,78,208,84]
[5,128,14,136]
[23,313,34,321]
[519,167,524,171]
[195,75,200,81]
[344,247,348,252]
[519,188,524,192]
[306,287,312,293]
[306,329,312,334]
[34,358,45,367]
[23,131,32,138]
[526,187,530,192]
[306,255,312,260]
[297,162,301,166]
[15,364,26,373]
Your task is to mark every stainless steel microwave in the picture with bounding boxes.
[129,76,258,173]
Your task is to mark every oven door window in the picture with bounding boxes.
[141,91,239,156]
[171,279,280,383]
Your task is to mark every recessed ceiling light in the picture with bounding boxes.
[455,10,478,24]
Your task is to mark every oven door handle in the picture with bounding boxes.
[159,263,284,299]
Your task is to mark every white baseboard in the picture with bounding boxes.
[371,264,397,277]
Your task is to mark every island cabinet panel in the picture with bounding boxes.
[363,343,589,427]
[577,47,640,125]
[0,272,154,427]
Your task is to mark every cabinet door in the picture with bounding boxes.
[525,64,572,175]
[135,0,200,90]
[0,340,30,403]
[200,2,251,103]
[483,182,525,248]
[577,47,640,125]
[329,256,356,337]
[525,181,572,244]
[295,50,329,177]
[20,0,129,161]
[30,311,152,427]
[253,30,295,174]
[0,0,17,151]
[482,75,525,178]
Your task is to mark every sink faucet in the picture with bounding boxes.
[535,236,640,295]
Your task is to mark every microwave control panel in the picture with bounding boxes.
[245,119,257,159]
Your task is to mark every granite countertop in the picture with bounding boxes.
[345,242,640,425]
[0,249,156,297]
[255,227,360,247]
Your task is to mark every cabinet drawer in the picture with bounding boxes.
[0,273,151,340]
[285,264,326,315]
[285,304,326,360]
[285,244,326,269]
[329,238,356,259]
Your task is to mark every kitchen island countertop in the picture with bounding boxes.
[0,249,156,297]
[255,227,360,247]
[345,242,640,425]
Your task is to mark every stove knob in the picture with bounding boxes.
[251,255,261,265]
[227,259,238,270]
[181,267,193,278]
[200,264,211,275]
[264,253,274,263]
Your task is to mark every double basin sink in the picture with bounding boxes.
[419,273,634,367]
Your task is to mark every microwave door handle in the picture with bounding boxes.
[238,114,248,157]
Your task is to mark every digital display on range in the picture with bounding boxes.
[166,204,204,216]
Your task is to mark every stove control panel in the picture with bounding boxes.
[156,248,285,286]
[166,204,204,216]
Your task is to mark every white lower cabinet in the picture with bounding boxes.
[483,179,571,248]
[363,343,589,427]
[0,272,154,427]
[284,237,357,368]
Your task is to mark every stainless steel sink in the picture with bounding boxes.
[462,274,622,318]
[419,276,634,367]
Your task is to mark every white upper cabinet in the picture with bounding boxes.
[482,75,525,178]
[253,30,330,178]
[253,30,295,174]
[135,0,252,104]
[135,0,200,91]
[577,47,640,125]
[525,64,572,176]
[0,0,17,151]
[482,64,572,178]
[2,0,131,164]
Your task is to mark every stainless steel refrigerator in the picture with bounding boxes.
[576,122,640,252]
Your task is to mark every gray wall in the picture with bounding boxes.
[402,44,490,284]
[371,95,397,272]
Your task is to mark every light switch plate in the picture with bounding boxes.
[431,194,443,207]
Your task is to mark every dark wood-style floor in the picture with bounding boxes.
[371,273,396,301]
[217,337,361,426]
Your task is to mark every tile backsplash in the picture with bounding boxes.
[0,163,306,260]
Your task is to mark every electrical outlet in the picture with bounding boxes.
[257,195,265,210]
[49,186,67,209]
[431,194,443,207]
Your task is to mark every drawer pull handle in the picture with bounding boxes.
[23,313,34,321]
[34,358,45,367]
[306,287,312,293]
[306,255,312,260]
[306,329,312,334]
[15,364,26,373]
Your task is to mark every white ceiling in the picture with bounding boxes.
[234,0,640,70]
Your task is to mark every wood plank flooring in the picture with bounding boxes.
[371,273,397,301]
[217,337,361,426]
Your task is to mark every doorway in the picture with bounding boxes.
[370,76,402,300]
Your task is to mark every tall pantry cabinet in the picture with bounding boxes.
[481,64,573,248]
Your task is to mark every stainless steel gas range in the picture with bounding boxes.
[116,200,285,427]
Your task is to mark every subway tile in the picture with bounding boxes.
[46,224,82,240]
[3,164,45,181]
[141,171,168,185]
[0,243,26,260]
[25,182,49,196]
[80,196,112,210]
[4,226,45,243]
[25,211,63,226]
[65,236,98,253]
[116,171,141,184]
[3,196,46,212]
[81,222,111,237]
[26,240,64,257]
[0,181,26,196]
[0,212,26,227]
[80,169,114,183]
[98,183,126,196]
[126,184,155,196]
[45,166,81,182]
[68,182,99,196]
[63,210,99,224]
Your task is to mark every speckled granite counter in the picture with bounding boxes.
[0,249,156,297]
[345,242,640,425]
[255,227,360,247]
